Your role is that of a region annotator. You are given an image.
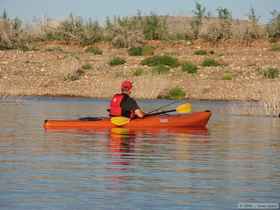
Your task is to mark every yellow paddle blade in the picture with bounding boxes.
[111,128,129,135]
[110,117,130,126]
[176,103,192,113]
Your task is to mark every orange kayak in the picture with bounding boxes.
[44,111,211,130]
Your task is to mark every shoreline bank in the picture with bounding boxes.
[0,41,279,115]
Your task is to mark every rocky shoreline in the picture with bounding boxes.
[0,41,279,114]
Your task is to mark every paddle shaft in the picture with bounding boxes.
[145,109,176,117]
[146,101,178,114]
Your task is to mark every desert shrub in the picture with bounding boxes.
[143,13,168,40]
[201,58,220,67]
[142,45,155,56]
[126,31,145,48]
[190,2,206,39]
[64,69,85,81]
[111,33,127,48]
[85,47,103,54]
[44,32,64,41]
[0,33,34,51]
[263,67,279,79]
[105,15,145,48]
[164,87,186,99]
[2,9,8,20]
[82,63,92,70]
[128,46,155,56]
[194,49,207,55]
[217,7,233,40]
[271,43,280,51]
[43,14,103,45]
[128,47,143,56]
[64,52,80,60]
[202,7,232,43]
[242,7,261,44]
[45,47,64,52]
[46,14,83,43]
[141,55,179,67]
[109,57,126,66]
[133,68,144,76]
[152,65,170,74]
[267,10,280,41]
[201,23,223,44]
[0,14,34,51]
[110,28,144,48]
[79,21,104,46]
[222,72,233,80]
[168,33,186,41]
[181,62,198,74]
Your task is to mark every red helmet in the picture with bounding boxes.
[121,80,133,91]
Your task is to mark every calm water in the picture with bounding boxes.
[0,97,279,210]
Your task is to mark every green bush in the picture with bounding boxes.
[201,58,220,67]
[64,52,80,60]
[271,43,280,51]
[142,45,155,56]
[181,62,198,74]
[165,87,186,99]
[128,47,143,56]
[143,13,168,40]
[222,72,233,80]
[133,68,144,76]
[194,49,208,55]
[263,67,279,79]
[109,57,126,66]
[152,65,170,74]
[127,45,155,57]
[44,32,65,41]
[82,63,92,70]
[141,55,179,67]
[267,11,280,40]
[85,47,103,55]
[45,47,64,52]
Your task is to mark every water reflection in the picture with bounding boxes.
[1,97,280,210]
[108,128,136,169]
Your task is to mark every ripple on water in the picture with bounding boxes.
[0,97,279,210]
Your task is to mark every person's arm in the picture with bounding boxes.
[134,109,145,118]
[127,97,145,118]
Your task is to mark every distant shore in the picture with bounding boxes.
[0,40,279,115]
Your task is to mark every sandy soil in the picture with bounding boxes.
[0,40,279,106]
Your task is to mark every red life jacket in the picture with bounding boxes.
[109,94,124,116]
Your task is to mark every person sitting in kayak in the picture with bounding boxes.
[109,80,145,118]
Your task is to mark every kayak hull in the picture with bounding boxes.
[44,111,211,130]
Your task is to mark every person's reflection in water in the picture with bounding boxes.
[106,128,136,188]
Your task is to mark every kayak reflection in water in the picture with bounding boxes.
[109,80,145,119]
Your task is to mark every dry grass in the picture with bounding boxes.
[262,84,280,116]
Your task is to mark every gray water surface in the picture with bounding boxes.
[0,97,279,210]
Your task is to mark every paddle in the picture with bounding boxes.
[146,101,178,115]
[145,103,192,117]
[111,116,130,126]
[79,117,103,121]
[110,103,192,126]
